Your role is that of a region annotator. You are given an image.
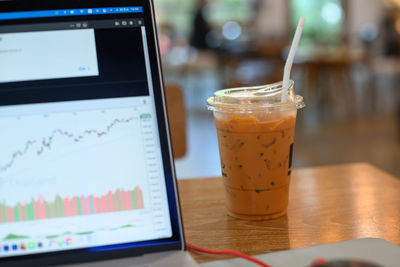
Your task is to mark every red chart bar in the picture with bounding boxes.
[72,197,78,216]
[100,196,107,213]
[7,207,14,222]
[85,196,91,215]
[124,191,131,210]
[65,198,71,217]
[93,197,99,214]
[38,196,45,219]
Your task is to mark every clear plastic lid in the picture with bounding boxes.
[207,80,305,112]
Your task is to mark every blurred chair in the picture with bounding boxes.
[366,57,400,138]
[301,45,366,116]
[164,84,187,158]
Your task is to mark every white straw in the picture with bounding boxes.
[282,17,305,101]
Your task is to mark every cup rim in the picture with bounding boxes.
[207,80,305,112]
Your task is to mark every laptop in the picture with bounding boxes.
[0,0,198,266]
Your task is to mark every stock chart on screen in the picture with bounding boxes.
[0,98,172,255]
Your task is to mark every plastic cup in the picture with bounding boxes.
[207,80,304,220]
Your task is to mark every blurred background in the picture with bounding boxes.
[154,0,400,179]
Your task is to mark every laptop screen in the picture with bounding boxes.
[0,2,182,262]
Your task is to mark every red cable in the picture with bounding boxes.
[186,242,272,267]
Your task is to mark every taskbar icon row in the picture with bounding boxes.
[0,237,74,254]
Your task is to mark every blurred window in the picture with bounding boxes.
[290,0,344,44]
[154,0,195,35]
[203,0,255,26]
[154,0,255,36]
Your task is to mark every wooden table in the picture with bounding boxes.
[178,163,400,263]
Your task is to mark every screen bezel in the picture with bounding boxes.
[0,0,185,265]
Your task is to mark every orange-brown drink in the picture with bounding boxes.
[207,81,304,220]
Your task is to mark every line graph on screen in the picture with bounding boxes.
[0,117,134,172]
